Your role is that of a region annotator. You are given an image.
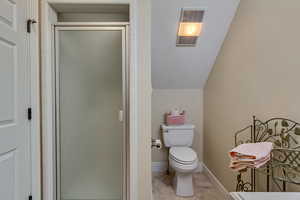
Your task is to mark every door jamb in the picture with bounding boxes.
[40,1,140,200]
[28,0,42,199]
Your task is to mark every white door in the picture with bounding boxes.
[0,0,31,199]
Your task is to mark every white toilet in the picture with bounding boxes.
[162,124,198,197]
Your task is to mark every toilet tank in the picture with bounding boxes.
[162,124,195,147]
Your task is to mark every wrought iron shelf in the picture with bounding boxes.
[234,116,300,192]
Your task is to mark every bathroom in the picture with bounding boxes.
[1,0,300,200]
[151,0,233,198]
[150,0,300,199]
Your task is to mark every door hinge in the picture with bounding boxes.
[29,195,32,200]
[27,19,37,33]
[27,108,32,121]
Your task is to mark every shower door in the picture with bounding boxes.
[55,26,128,200]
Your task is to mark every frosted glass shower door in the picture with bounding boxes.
[56,27,126,200]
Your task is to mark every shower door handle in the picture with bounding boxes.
[119,110,124,122]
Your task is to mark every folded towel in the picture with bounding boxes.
[231,154,271,165]
[229,142,273,160]
[229,142,273,172]
[229,154,271,171]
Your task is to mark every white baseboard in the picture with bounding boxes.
[195,161,203,173]
[152,161,168,172]
[152,161,204,173]
[202,163,229,198]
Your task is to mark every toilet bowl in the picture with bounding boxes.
[162,124,198,197]
[169,146,198,197]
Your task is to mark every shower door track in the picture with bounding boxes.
[54,23,130,200]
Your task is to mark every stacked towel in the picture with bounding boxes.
[229,142,273,172]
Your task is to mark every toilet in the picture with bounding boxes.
[162,124,198,197]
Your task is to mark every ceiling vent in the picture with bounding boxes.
[176,8,205,47]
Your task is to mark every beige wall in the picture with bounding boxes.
[152,89,203,164]
[204,0,300,191]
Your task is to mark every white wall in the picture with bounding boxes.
[152,89,203,165]
[135,0,153,199]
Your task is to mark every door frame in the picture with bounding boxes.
[53,24,129,200]
[28,0,42,199]
[40,1,152,200]
[40,2,139,200]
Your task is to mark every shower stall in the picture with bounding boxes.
[41,4,132,200]
[54,24,128,200]
[41,2,153,200]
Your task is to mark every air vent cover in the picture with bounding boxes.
[177,8,205,46]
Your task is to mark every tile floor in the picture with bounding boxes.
[152,172,231,200]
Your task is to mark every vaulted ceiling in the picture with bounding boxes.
[151,0,240,89]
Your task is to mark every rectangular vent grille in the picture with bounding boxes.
[182,10,204,23]
[177,8,205,47]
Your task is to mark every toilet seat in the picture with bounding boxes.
[169,147,197,165]
[169,147,199,196]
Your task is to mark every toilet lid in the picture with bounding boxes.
[169,147,197,164]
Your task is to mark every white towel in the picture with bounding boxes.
[229,142,273,172]
[229,142,273,160]
[229,154,271,171]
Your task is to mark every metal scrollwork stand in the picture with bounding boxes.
[236,172,253,192]
[234,116,300,192]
